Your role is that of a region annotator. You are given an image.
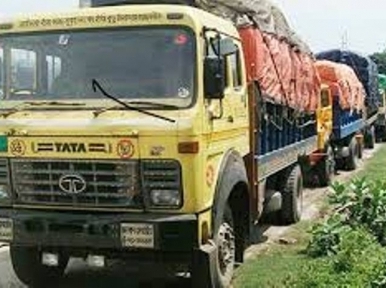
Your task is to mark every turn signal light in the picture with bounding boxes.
[178,141,199,154]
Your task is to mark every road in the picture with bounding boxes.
[0,145,381,288]
[0,246,191,288]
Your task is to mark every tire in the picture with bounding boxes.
[280,165,303,225]
[345,137,359,171]
[318,146,335,187]
[10,245,69,288]
[365,126,375,149]
[357,138,364,159]
[213,204,235,288]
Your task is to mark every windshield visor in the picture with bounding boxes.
[0,27,196,108]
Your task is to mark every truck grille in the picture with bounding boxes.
[0,159,10,187]
[142,160,182,190]
[11,159,142,208]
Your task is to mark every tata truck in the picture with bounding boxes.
[317,50,382,157]
[0,1,326,287]
[311,51,384,182]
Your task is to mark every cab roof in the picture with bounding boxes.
[0,4,240,39]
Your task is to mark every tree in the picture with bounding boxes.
[370,51,386,74]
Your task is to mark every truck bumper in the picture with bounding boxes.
[0,209,197,250]
[0,209,218,284]
[0,209,219,285]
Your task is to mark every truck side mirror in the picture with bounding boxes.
[211,37,238,57]
[204,57,225,100]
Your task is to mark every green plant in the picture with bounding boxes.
[329,178,386,244]
[291,228,386,287]
[306,214,349,257]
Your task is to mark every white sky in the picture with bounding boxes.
[0,0,384,54]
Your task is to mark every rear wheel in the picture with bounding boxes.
[376,125,386,143]
[10,246,69,288]
[280,165,303,225]
[365,126,375,149]
[345,137,359,171]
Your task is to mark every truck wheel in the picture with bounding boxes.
[10,245,69,288]
[318,146,335,187]
[357,138,364,159]
[213,204,235,288]
[365,126,375,149]
[280,165,303,225]
[345,137,359,171]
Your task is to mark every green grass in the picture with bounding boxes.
[234,145,386,288]
[358,145,386,180]
[233,222,312,288]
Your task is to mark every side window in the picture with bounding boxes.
[321,89,330,107]
[228,48,242,88]
[10,48,36,93]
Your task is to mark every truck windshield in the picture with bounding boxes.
[0,27,195,108]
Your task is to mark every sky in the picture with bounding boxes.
[0,0,384,55]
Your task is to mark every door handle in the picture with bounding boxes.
[227,116,234,123]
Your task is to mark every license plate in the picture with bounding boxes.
[121,223,154,249]
[0,218,13,241]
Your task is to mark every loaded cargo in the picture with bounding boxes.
[312,50,384,174]
[0,0,373,287]
[376,74,386,141]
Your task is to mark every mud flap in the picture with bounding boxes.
[192,241,217,288]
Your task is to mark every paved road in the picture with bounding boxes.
[0,246,189,288]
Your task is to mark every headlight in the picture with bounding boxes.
[142,160,183,209]
[150,189,181,207]
[0,218,13,241]
[0,185,9,200]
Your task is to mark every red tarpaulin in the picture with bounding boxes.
[239,27,320,112]
[315,60,365,111]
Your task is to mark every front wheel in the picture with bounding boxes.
[213,205,235,288]
[10,245,69,288]
[317,146,335,187]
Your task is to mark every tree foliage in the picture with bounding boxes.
[370,51,386,74]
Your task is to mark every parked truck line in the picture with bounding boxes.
[0,1,383,288]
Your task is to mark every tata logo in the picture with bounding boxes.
[55,143,87,153]
[34,142,110,154]
[59,175,87,194]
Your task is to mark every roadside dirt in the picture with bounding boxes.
[244,144,382,260]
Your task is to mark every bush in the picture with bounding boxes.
[306,214,350,258]
[291,228,386,287]
[329,178,386,245]
[290,178,386,287]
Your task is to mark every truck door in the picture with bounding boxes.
[317,86,333,150]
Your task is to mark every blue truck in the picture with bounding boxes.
[317,50,383,172]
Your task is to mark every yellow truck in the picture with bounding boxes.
[0,1,333,287]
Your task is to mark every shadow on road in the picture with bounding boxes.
[56,259,191,288]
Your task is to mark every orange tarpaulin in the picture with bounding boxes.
[239,26,320,112]
[315,60,365,111]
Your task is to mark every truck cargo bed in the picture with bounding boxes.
[256,102,317,180]
[332,96,364,140]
